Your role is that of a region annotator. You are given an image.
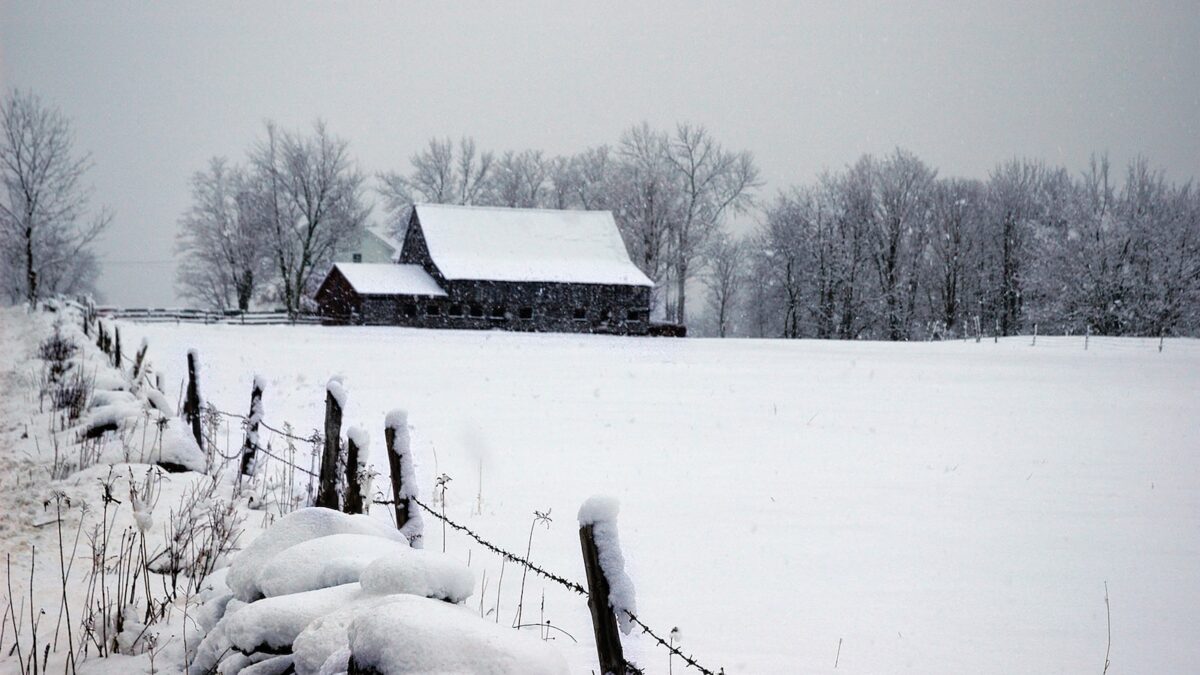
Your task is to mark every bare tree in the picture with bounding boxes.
[703,231,745,337]
[927,177,984,335]
[868,149,936,340]
[612,124,681,317]
[175,158,271,310]
[663,123,760,325]
[251,120,369,315]
[377,137,494,239]
[0,90,111,305]
[490,149,550,208]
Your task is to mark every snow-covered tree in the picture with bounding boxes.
[662,124,760,325]
[702,231,745,337]
[251,121,369,315]
[0,89,110,305]
[175,158,271,310]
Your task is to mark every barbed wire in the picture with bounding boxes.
[380,496,723,674]
[79,308,725,675]
[374,496,589,596]
[199,407,321,478]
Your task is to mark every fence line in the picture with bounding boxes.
[98,307,322,326]
[84,304,725,675]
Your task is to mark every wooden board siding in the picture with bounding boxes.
[314,266,361,321]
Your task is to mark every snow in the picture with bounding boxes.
[358,547,474,602]
[347,594,569,675]
[155,421,209,472]
[105,321,1200,673]
[578,495,636,634]
[192,583,367,673]
[255,533,412,598]
[326,377,348,410]
[346,426,369,453]
[413,203,654,286]
[224,507,408,602]
[332,262,447,296]
[292,603,371,675]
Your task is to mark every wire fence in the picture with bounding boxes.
[81,301,726,675]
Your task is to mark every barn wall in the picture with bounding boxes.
[315,268,361,322]
[390,280,651,335]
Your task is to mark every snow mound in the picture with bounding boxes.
[241,654,294,675]
[317,647,351,675]
[225,507,407,602]
[358,548,474,602]
[90,389,137,408]
[256,533,411,598]
[347,595,569,675]
[579,495,637,634]
[154,422,208,472]
[292,598,390,675]
[191,584,366,674]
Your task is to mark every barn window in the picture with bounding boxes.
[403,304,417,318]
[573,307,587,320]
[427,304,441,316]
[518,307,533,320]
[490,306,507,319]
[469,305,484,318]
[626,309,642,321]
[352,253,362,263]
[449,304,463,317]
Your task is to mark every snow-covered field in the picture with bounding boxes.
[92,321,1199,674]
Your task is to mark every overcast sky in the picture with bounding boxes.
[3,1,1198,307]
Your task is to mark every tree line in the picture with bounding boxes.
[3,88,1197,338]
[177,122,761,321]
[740,151,1200,340]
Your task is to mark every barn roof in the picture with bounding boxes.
[332,263,447,296]
[412,204,654,287]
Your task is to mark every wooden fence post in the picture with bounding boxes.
[113,326,122,370]
[580,523,628,675]
[183,349,204,451]
[384,410,419,544]
[239,377,264,478]
[316,380,345,510]
[343,427,367,514]
[1085,324,1090,350]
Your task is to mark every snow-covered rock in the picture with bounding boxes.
[225,507,408,602]
[346,595,569,675]
[358,548,473,603]
[255,533,411,598]
[191,584,366,675]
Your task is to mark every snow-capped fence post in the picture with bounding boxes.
[385,410,423,547]
[1085,324,1091,350]
[578,496,636,675]
[316,379,346,510]
[183,349,204,451]
[239,376,265,478]
[343,427,368,514]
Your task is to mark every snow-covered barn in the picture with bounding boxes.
[314,204,654,334]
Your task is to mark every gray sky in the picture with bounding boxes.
[3,1,1198,307]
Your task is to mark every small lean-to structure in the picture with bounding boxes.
[315,204,654,335]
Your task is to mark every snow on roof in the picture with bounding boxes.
[413,203,654,287]
[333,263,447,297]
